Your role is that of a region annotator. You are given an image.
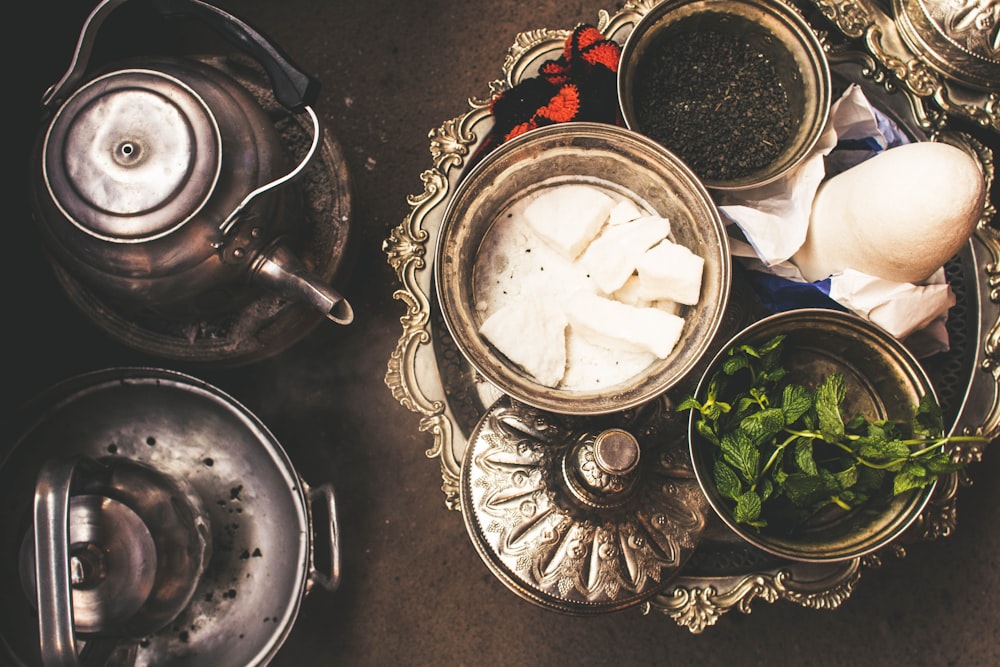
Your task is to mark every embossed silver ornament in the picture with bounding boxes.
[460,396,708,613]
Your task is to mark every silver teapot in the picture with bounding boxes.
[28,0,353,324]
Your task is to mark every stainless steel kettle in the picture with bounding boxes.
[29,0,353,324]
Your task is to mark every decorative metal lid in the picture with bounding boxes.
[460,395,708,614]
[43,69,221,241]
[893,0,1000,91]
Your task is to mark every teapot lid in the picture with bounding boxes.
[894,0,1000,91]
[460,396,708,614]
[42,68,221,241]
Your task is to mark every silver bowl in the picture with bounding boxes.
[618,0,831,191]
[435,122,731,415]
[688,308,940,562]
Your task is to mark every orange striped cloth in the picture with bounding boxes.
[466,24,621,172]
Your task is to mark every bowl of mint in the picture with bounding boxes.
[680,308,975,562]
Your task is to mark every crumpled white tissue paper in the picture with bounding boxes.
[717,83,958,355]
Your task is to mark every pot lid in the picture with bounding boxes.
[460,395,708,614]
[893,0,1000,91]
[19,456,210,642]
[42,69,221,241]
[24,494,159,634]
[0,368,314,667]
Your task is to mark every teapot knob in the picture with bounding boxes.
[562,428,641,510]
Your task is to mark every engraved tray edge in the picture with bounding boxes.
[382,0,1000,632]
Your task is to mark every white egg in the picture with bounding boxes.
[792,141,985,284]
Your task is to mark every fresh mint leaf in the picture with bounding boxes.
[722,353,752,376]
[793,438,818,475]
[845,412,867,433]
[912,392,944,438]
[735,396,758,417]
[839,485,870,507]
[758,477,775,502]
[783,469,842,508]
[740,408,786,447]
[695,418,721,447]
[856,436,911,464]
[893,461,934,495]
[781,384,813,424]
[759,366,789,388]
[781,472,824,507]
[701,400,730,422]
[720,429,760,485]
[734,490,763,525]
[833,464,859,490]
[757,335,786,355]
[676,396,702,412]
[855,466,885,495]
[924,452,962,475]
[758,339,786,374]
[865,420,896,443]
[815,372,846,441]
[683,332,979,533]
[713,459,742,500]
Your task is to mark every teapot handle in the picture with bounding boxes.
[43,0,319,113]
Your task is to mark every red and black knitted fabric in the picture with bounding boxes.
[466,24,622,172]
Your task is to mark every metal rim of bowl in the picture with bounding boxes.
[434,121,732,416]
[687,308,939,562]
[617,0,832,191]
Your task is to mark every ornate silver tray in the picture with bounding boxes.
[383,0,1000,632]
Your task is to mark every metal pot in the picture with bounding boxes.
[0,368,341,666]
[28,0,353,324]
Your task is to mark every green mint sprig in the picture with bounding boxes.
[678,334,986,533]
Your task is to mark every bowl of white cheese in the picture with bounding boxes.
[435,122,731,415]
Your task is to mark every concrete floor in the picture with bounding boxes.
[8,0,1000,665]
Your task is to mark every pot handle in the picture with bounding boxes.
[43,0,319,113]
[34,458,139,667]
[34,456,85,667]
[305,482,341,593]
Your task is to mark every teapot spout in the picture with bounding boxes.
[251,242,354,325]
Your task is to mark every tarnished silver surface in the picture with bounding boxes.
[31,0,354,342]
[618,0,832,190]
[29,457,211,666]
[50,54,354,365]
[0,368,340,666]
[893,0,1000,92]
[434,122,730,415]
[383,0,1000,632]
[688,309,939,563]
[811,0,1000,131]
[461,396,707,614]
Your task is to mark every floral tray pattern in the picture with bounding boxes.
[383,0,1000,632]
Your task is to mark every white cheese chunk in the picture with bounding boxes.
[479,295,568,387]
[636,239,704,305]
[578,215,670,294]
[607,199,645,226]
[611,275,649,307]
[565,291,685,359]
[522,184,616,260]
